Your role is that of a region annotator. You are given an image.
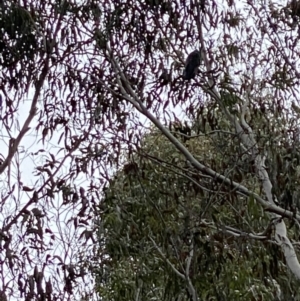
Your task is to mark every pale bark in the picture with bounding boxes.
[106,41,300,280]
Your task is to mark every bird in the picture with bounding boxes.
[182,50,202,80]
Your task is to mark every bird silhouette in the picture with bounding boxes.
[182,50,201,80]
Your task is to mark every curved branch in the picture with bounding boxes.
[0,63,48,175]
[105,33,300,278]
[105,44,300,220]
[194,0,300,279]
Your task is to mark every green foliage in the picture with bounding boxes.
[0,3,39,67]
[2,0,300,299]
[97,128,287,300]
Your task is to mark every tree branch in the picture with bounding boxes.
[106,38,300,279]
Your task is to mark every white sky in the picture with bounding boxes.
[0,0,298,299]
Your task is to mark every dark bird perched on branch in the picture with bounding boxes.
[182,50,202,80]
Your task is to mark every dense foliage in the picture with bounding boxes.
[98,113,300,300]
[0,0,300,300]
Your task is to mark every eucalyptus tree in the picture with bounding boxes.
[0,0,300,300]
[93,0,300,300]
